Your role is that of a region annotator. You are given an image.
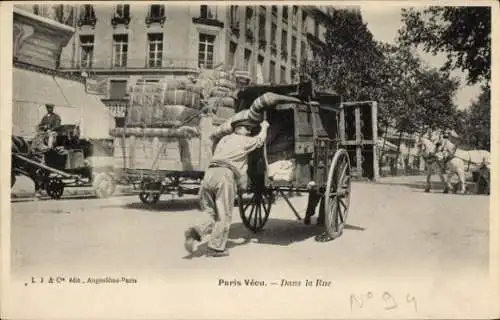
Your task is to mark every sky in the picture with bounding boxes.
[360,6,482,110]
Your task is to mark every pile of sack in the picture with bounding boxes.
[124,79,204,130]
[197,68,238,120]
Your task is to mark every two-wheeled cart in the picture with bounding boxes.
[232,81,357,241]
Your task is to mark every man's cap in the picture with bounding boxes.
[45,104,55,108]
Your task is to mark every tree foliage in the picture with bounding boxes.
[304,8,461,142]
[302,9,385,102]
[457,84,491,150]
[398,7,491,85]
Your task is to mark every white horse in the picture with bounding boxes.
[416,136,466,194]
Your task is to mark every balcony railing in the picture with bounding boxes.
[246,29,254,43]
[78,15,97,27]
[281,48,288,60]
[146,14,166,26]
[58,58,201,72]
[258,39,267,51]
[270,43,278,56]
[230,23,240,38]
[192,8,224,28]
[101,99,129,118]
[111,15,131,27]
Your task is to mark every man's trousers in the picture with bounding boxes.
[193,167,236,251]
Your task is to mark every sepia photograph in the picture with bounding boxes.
[1,1,498,319]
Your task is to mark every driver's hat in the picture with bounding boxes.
[45,103,55,108]
[231,110,260,129]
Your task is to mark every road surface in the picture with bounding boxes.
[7,176,493,319]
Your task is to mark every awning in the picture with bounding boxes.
[12,68,115,139]
[13,68,78,138]
[54,77,115,139]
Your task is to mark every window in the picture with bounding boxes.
[80,5,95,20]
[269,60,276,83]
[291,69,297,82]
[147,33,163,68]
[282,6,288,23]
[230,5,239,27]
[109,80,128,99]
[292,6,299,24]
[80,35,94,68]
[281,30,288,51]
[78,4,96,26]
[301,41,307,59]
[271,5,277,17]
[200,5,216,19]
[244,49,251,71]
[258,13,266,41]
[112,4,130,25]
[115,4,130,18]
[245,7,255,38]
[149,5,165,18]
[302,12,308,33]
[271,23,277,45]
[53,5,64,23]
[198,34,215,69]
[291,35,297,57]
[257,55,264,84]
[113,34,128,67]
[280,66,286,84]
[228,42,237,69]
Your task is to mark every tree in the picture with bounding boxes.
[459,84,491,150]
[302,9,386,102]
[398,6,491,85]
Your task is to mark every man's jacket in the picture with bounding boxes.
[39,113,61,131]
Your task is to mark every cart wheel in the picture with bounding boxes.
[46,178,65,200]
[139,192,161,205]
[93,172,116,199]
[317,149,351,242]
[238,189,273,233]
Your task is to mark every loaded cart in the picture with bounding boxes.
[110,69,241,204]
[216,80,377,241]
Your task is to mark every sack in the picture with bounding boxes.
[214,79,236,90]
[215,106,235,120]
[126,105,143,126]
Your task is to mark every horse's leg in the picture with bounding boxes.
[457,163,466,194]
[438,166,449,193]
[425,166,432,192]
[443,168,454,194]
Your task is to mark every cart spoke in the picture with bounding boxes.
[257,200,263,228]
[243,193,256,211]
[248,203,256,225]
[337,205,344,224]
[253,200,260,228]
[339,198,347,211]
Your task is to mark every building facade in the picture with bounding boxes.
[12,5,115,139]
[18,3,361,118]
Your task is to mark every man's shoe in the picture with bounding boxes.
[206,248,229,258]
[184,228,200,253]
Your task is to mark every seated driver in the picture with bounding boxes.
[36,104,61,150]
